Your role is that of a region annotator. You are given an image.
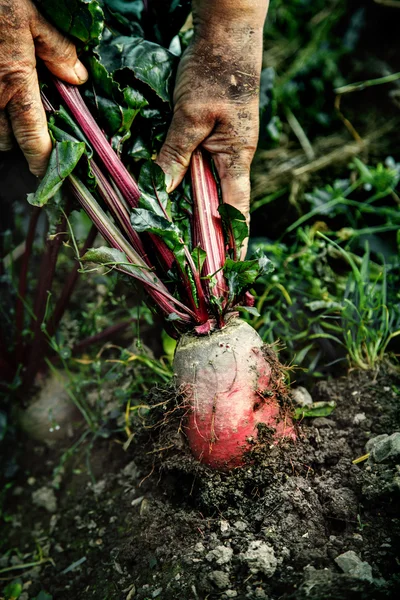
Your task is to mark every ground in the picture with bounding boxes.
[2,364,399,600]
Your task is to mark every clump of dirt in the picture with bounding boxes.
[1,365,400,600]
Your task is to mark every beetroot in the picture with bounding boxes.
[174,319,295,469]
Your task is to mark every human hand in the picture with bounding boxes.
[0,0,88,176]
[157,1,268,228]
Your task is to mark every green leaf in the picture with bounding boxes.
[82,247,144,278]
[50,106,93,155]
[27,141,86,207]
[224,259,260,299]
[102,0,143,21]
[85,55,148,141]
[161,329,177,362]
[32,592,53,600]
[3,580,22,600]
[130,209,185,269]
[36,0,104,44]
[293,401,336,420]
[98,35,177,102]
[191,246,207,274]
[138,161,170,217]
[237,306,261,317]
[218,204,249,259]
[223,252,274,299]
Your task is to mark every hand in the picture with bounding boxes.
[0,0,88,176]
[157,9,266,225]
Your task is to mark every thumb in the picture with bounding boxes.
[157,109,212,192]
[32,14,88,85]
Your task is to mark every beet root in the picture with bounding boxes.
[173,318,295,469]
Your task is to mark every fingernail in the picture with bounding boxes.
[74,60,88,83]
[164,173,173,193]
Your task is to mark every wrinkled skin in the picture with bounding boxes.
[157,0,269,230]
[0,0,268,219]
[0,0,88,176]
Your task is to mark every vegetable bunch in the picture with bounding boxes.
[30,0,272,338]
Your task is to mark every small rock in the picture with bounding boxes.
[353,413,366,425]
[122,461,140,480]
[369,432,400,463]
[209,570,230,590]
[240,541,277,577]
[220,520,230,533]
[194,542,205,553]
[352,533,363,545]
[365,434,389,453]
[253,588,269,599]
[152,587,163,598]
[225,590,238,598]
[334,550,373,582]
[291,387,313,407]
[92,479,107,496]
[206,545,233,565]
[32,486,57,513]
[233,520,247,532]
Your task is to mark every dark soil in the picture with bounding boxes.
[2,364,400,600]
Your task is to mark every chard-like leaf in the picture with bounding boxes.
[102,0,143,21]
[36,0,104,44]
[50,106,93,155]
[237,306,261,317]
[130,208,185,269]
[223,253,274,299]
[85,54,148,141]
[27,141,85,207]
[82,246,145,277]
[138,161,170,217]
[191,247,207,274]
[98,35,177,102]
[128,136,152,160]
[218,204,249,260]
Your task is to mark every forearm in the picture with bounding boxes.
[158,1,269,228]
[192,0,269,44]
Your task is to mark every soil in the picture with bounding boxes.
[2,364,400,600]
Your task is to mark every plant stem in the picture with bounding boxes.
[90,161,148,259]
[54,80,141,208]
[22,212,68,390]
[47,224,98,337]
[72,319,134,354]
[15,206,41,363]
[335,71,400,95]
[191,149,227,302]
[68,174,195,322]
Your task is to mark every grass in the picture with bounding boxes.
[247,156,400,378]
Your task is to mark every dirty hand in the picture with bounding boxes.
[157,0,269,224]
[0,0,88,176]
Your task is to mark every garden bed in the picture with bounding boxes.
[2,365,399,599]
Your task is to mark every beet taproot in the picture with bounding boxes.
[174,318,295,469]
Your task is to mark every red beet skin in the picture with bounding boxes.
[173,319,295,469]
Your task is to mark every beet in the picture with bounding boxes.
[174,318,295,469]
